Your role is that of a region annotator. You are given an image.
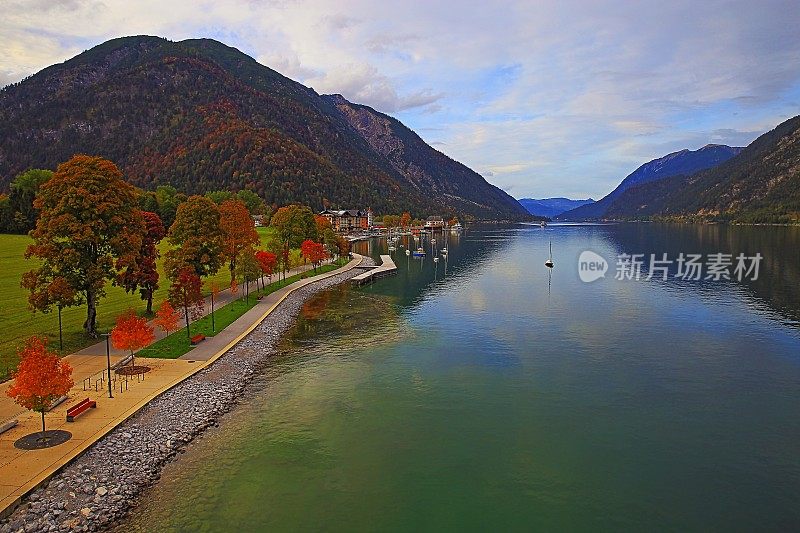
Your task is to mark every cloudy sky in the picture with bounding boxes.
[3,0,799,199]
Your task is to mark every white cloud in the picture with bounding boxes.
[1,0,799,198]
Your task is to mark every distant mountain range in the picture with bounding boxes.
[604,116,800,223]
[517,197,595,218]
[0,36,527,220]
[560,144,743,220]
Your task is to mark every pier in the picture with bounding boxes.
[351,255,397,285]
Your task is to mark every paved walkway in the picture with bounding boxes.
[74,262,322,357]
[0,255,363,518]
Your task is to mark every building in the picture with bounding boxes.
[424,216,445,231]
[319,209,372,232]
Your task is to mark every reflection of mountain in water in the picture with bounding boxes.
[603,223,800,326]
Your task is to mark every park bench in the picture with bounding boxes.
[190,333,206,345]
[66,398,96,422]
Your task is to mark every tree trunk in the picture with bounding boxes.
[184,298,191,341]
[230,260,236,285]
[41,411,46,436]
[146,288,154,315]
[84,289,98,337]
[58,306,63,355]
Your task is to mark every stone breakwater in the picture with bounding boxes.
[0,263,372,533]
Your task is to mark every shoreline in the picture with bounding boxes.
[0,259,373,533]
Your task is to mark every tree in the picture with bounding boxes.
[2,169,53,233]
[400,212,412,229]
[154,301,180,336]
[236,248,261,303]
[165,195,224,279]
[20,273,79,354]
[210,281,221,332]
[119,211,166,314]
[336,235,351,258]
[155,185,182,228]
[168,267,204,340]
[7,337,73,437]
[301,240,329,272]
[314,214,332,237]
[24,155,145,337]
[205,190,235,204]
[256,250,277,288]
[270,205,317,279]
[236,189,267,216]
[111,309,155,367]
[220,198,260,285]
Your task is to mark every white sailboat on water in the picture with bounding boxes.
[545,240,554,268]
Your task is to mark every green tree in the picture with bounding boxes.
[164,195,224,279]
[5,169,53,233]
[236,189,267,216]
[269,205,318,278]
[205,190,235,204]
[235,247,261,303]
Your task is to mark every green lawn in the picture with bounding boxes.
[0,227,277,378]
[140,259,345,360]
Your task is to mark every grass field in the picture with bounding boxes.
[0,227,278,378]
[140,260,345,360]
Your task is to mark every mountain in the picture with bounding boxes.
[0,36,527,220]
[603,115,800,223]
[517,197,595,218]
[559,144,743,219]
[323,94,526,218]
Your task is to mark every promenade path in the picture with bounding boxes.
[0,255,363,517]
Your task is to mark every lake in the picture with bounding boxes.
[119,223,800,531]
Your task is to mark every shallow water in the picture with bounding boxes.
[121,224,800,531]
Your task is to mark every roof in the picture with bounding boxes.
[319,209,368,217]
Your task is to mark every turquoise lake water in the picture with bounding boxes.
[121,223,800,531]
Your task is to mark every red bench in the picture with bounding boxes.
[190,333,206,345]
[66,398,96,422]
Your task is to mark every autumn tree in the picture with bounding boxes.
[168,267,204,340]
[111,309,155,367]
[154,301,180,336]
[165,195,224,280]
[24,155,145,337]
[7,337,73,437]
[256,250,277,288]
[400,212,412,229]
[220,198,260,285]
[236,248,261,304]
[269,205,317,279]
[119,211,166,314]
[20,274,79,354]
[301,240,329,272]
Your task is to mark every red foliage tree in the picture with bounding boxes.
[168,267,205,341]
[301,239,329,272]
[255,250,277,286]
[153,301,180,336]
[7,337,73,435]
[111,309,155,367]
[119,211,166,314]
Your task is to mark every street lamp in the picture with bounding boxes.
[100,332,113,398]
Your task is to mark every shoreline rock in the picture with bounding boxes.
[0,262,372,533]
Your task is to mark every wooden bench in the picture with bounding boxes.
[66,398,96,422]
[190,333,206,345]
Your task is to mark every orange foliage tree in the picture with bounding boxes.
[111,309,155,367]
[7,337,73,435]
[219,198,260,285]
[400,212,412,229]
[256,250,277,288]
[153,301,180,336]
[23,155,145,337]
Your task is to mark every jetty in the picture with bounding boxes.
[351,255,397,285]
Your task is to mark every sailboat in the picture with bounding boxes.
[545,240,554,268]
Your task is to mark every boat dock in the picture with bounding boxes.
[351,254,397,285]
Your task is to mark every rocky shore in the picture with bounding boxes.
[0,262,371,533]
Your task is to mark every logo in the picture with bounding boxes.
[578,250,608,282]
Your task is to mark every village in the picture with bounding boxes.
[315,209,463,241]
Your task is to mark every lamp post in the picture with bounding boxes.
[100,332,113,398]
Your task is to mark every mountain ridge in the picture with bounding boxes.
[517,197,595,218]
[559,144,743,219]
[0,36,527,219]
